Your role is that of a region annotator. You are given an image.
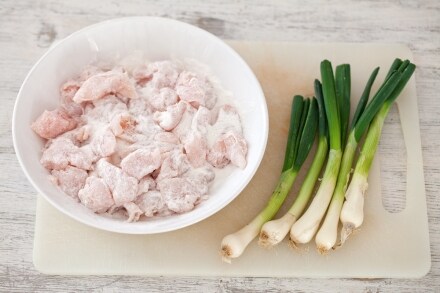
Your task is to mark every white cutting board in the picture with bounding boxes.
[33,42,430,278]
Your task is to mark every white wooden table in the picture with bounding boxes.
[1,1,439,291]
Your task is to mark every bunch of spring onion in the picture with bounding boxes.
[258,81,329,248]
[314,59,416,253]
[290,59,416,251]
[339,59,416,245]
[220,95,318,262]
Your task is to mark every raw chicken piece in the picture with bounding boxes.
[123,202,143,222]
[41,137,94,170]
[108,137,131,165]
[145,87,179,111]
[78,176,115,213]
[110,131,169,164]
[156,150,190,181]
[79,144,100,165]
[153,101,186,131]
[208,131,247,169]
[96,159,138,206]
[121,148,161,180]
[90,129,117,157]
[112,138,147,162]
[193,106,212,131]
[207,139,229,168]
[175,71,216,109]
[223,131,248,169]
[135,190,165,217]
[60,80,84,117]
[31,109,77,139]
[56,125,90,146]
[184,132,207,168]
[109,113,137,136]
[84,95,128,124]
[133,115,163,140]
[137,175,155,195]
[73,125,91,143]
[210,104,243,136]
[73,71,138,103]
[133,60,180,88]
[184,164,215,184]
[172,103,196,142]
[184,107,211,167]
[183,165,215,196]
[141,135,182,163]
[51,166,88,200]
[157,178,201,213]
[207,105,247,168]
[60,80,80,102]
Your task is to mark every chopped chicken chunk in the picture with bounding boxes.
[41,137,94,170]
[153,101,186,131]
[78,176,115,213]
[157,178,202,213]
[73,71,138,103]
[31,109,77,139]
[51,166,88,200]
[96,159,138,206]
[176,71,216,109]
[135,190,165,217]
[121,148,161,180]
[123,202,143,222]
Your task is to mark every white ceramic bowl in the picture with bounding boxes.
[12,17,268,234]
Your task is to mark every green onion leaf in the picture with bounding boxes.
[335,64,351,148]
[385,63,416,104]
[385,58,403,80]
[353,69,403,141]
[294,98,319,170]
[350,67,379,132]
[320,60,341,151]
[314,79,327,138]
[294,98,310,161]
[282,95,304,172]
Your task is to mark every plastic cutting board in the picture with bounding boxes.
[33,42,430,277]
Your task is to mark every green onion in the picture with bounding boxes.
[349,67,379,132]
[335,64,351,148]
[290,60,343,245]
[315,59,415,253]
[282,96,304,171]
[340,62,416,244]
[221,95,318,262]
[259,81,329,247]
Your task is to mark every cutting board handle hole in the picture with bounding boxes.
[379,103,406,213]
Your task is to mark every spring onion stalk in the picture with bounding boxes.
[315,59,415,253]
[335,64,351,148]
[259,81,329,248]
[289,60,343,245]
[340,62,416,245]
[349,68,380,131]
[220,96,318,262]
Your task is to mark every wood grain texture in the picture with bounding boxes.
[0,0,439,292]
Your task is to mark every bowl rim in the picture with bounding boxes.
[12,16,269,234]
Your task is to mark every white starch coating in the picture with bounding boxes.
[31,59,248,222]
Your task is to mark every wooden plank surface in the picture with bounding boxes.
[1,0,439,292]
